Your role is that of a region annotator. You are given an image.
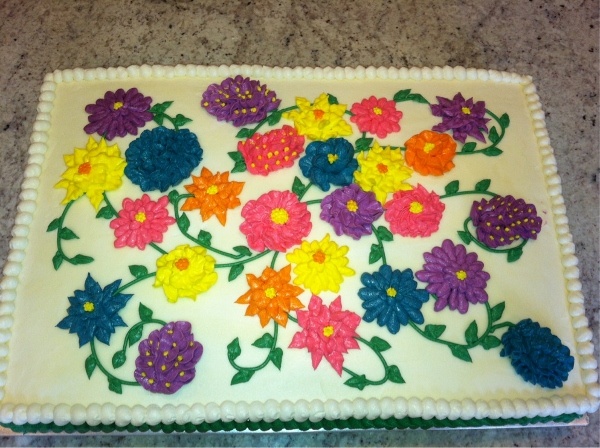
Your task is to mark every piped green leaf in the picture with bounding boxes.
[488,126,500,144]
[96,206,115,220]
[387,365,405,384]
[369,336,391,353]
[228,264,244,281]
[424,324,446,339]
[228,151,247,173]
[482,147,503,156]
[59,227,78,240]
[444,180,460,195]
[52,252,63,270]
[235,128,253,139]
[128,325,144,347]
[458,230,472,245]
[355,137,373,152]
[490,302,506,323]
[267,111,282,126]
[108,378,123,394]
[252,333,274,349]
[227,338,242,362]
[499,113,510,128]
[129,265,149,279]
[197,230,212,246]
[292,177,307,198]
[327,94,339,105]
[150,101,173,115]
[178,213,190,233]
[168,190,179,206]
[138,303,153,322]
[474,179,491,192]
[231,369,254,385]
[47,218,60,232]
[172,114,192,128]
[464,321,479,345]
[461,142,477,153]
[71,254,94,265]
[112,350,127,369]
[507,247,523,262]
[85,354,97,379]
[375,226,393,242]
[449,344,472,362]
[368,244,383,264]
[344,374,367,390]
[233,246,252,257]
[269,348,283,370]
[481,335,502,350]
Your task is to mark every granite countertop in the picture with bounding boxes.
[0,0,598,446]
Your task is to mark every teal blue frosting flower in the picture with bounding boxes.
[125,127,203,192]
[500,319,574,389]
[299,138,358,191]
[57,274,132,347]
[358,265,429,334]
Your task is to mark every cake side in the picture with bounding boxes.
[0,65,598,430]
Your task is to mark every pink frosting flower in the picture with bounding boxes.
[110,194,176,250]
[289,295,361,376]
[240,190,312,252]
[384,184,445,237]
[350,96,403,138]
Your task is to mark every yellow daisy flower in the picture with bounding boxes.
[283,93,352,141]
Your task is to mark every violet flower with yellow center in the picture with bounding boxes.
[283,93,352,141]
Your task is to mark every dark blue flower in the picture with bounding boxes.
[57,274,132,347]
[358,265,429,334]
[299,138,358,191]
[500,319,574,389]
[125,127,203,192]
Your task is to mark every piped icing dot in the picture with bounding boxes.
[270,207,289,225]
[423,142,436,154]
[78,162,91,175]
[346,199,358,212]
[83,302,94,312]
[113,101,124,110]
[327,153,339,164]
[206,185,219,195]
[373,106,382,115]
[174,258,190,271]
[386,287,397,297]
[264,287,277,299]
[322,325,335,337]
[409,201,424,214]
[376,163,388,173]
[312,250,327,264]
[313,109,325,120]
[134,211,146,223]
[461,106,471,115]
[456,270,467,281]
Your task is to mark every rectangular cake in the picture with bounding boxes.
[0,65,598,433]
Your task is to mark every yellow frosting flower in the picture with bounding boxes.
[283,93,352,141]
[154,244,218,303]
[285,234,355,295]
[55,137,126,210]
[353,141,413,204]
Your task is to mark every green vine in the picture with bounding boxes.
[150,102,192,131]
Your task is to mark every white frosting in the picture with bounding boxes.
[0,65,597,431]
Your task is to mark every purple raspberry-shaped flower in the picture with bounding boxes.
[470,195,543,248]
[84,88,153,140]
[134,321,203,394]
[415,239,490,314]
[201,75,281,127]
[320,184,384,240]
[500,319,574,388]
[430,93,490,143]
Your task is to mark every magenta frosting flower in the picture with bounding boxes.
[201,75,281,127]
[84,88,153,140]
[320,184,383,240]
[384,184,445,237]
[134,321,203,394]
[109,194,176,250]
[470,195,542,248]
[350,96,403,138]
[240,190,312,252]
[289,295,361,376]
[415,239,490,314]
[430,93,490,143]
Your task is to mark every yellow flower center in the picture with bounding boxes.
[461,106,471,115]
[113,101,124,110]
[78,162,92,175]
[175,258,190,271]
[327,153,339,164]
[135,212,147,223]
[271,208,289,225]
[409,201,424,214]
[313,109,325,120]
[312,250,326,264]
[373,106,383,115]
[386,287,397,297]
[265,287,277,299]
[423,142,436,154]
[456,270,467,281]
[322,325,335,337]
[376,163,388,173]
[206,185,219,195]
[83,302,94,312]
[346,199,358,212]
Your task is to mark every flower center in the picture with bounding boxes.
[322,325,335,337]
[409,201,423,214]
[206,184,219,195]
[312,250,326,264]
[270,208,289,225]
[346,199,358,212]
[264,287,277,299]
[456,270,467,281]
[83,302,95,312]
[461,106,471,115]
[423,142,436,154]
[175,258,190,271]
[313,109,325,120]
[113,101,124,110]
[376,163,388,173]
[386,287,397,297]
[327,153,339,164]
[135,211,147,223]
[78,162,92,175]
[373,106,383,115]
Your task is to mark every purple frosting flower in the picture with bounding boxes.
[201,75,281,127]
[430,93,490,143]
[470,195,543,248]
[84,88,153,140]
[415,239,490,314]
[134,321,203,394]
[320,184,384,240]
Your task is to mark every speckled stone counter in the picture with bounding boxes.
[0,0,598,446]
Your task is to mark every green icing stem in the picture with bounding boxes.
[89,339,138,388]
[461,217,529,255]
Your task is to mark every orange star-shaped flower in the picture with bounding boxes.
[236,265,305,327]
[181,167,244,225]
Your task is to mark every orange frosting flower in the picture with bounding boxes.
[404,130,457,176]
[181,167,244,225]
[236,265,305,328]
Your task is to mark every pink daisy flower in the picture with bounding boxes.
[350,96,403,138]
[384,184,445,237]
[110,194,176,250]
[289,295,361,376]
[240,190,312,252]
